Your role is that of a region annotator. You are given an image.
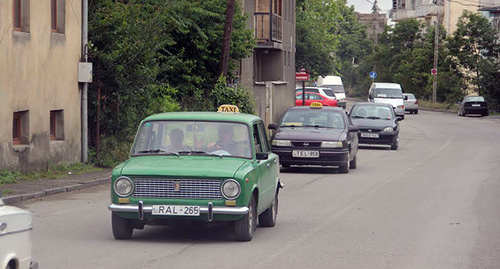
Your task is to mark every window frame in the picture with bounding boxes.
[13,0,22,31]
[13,112,21,145]
[51,0,58,32]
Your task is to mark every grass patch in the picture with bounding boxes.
[0,163,102,184]
[419,100,459,111]
[1,189,13,196]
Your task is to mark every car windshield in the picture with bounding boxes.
[323,85,345,94]
[351,105,393,120]
[465,96,485,102]
[132,121,252,158]
[280,110,345,128]
[374,88,403,98]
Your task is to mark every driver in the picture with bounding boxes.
[207,125,238,155]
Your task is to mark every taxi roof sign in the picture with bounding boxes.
[218,104,240,113]
[310,102,323,109]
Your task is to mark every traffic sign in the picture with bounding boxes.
[431,68,437,75]
[369,71,377,79]
[296,72,309,81]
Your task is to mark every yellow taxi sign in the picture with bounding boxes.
[218,104,240,113]
[310,102,323,109]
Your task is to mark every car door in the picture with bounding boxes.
[253,122,278,214]
[345,114,358,156]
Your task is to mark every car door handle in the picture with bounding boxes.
[0,222,6,232]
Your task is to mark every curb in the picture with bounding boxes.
[2,176,111,205]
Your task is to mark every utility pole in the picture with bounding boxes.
[81,0,88,162]
[432,0,441,105]
[219,0,236,78]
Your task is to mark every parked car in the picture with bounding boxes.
[0,197,38,269]
[269,102,359,173]
[349,102,402,150]
[458,96,489,117]
[295,86,337,101]
[108,105,282,241]
[403,93,419,114]
[368,82,405,119]
[295,92,338,107]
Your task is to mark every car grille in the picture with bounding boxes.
[133,178,223,199]
[292,141,322,148]
[359,128,382,133]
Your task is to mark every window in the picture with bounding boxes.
[50,110,65,140]
[13,111,29,145]
[13,0,21,30]
[13,0,29,32]
[51,0,65,33]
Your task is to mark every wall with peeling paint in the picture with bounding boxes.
[0,0,82,172]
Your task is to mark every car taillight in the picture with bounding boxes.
[415,100,419,104]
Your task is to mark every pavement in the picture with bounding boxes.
[1,168,112,205]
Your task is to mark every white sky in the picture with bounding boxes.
[347,0,393,14]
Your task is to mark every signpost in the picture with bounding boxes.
[296,68,310,106]
[369,71,377,81]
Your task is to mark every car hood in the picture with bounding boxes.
[0,204,34,234]
[274,127,345,141]
[118,156,249,178]
[373,98,403,107]
[351,118,394,128]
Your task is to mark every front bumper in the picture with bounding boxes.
[358,132,397,146]
[272,148,349,166]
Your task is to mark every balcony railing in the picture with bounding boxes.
[254,12,282,44]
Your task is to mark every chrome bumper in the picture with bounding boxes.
[108,202,249,222]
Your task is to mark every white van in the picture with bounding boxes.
[317,76,347,109]
[368,82,405,119]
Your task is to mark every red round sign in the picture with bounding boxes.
[431,68,437,75]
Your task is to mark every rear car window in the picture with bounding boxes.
[465,96,485,102]
[322,89,335,97]
[280,110,345,128]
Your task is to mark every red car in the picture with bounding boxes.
[295,92,338,107]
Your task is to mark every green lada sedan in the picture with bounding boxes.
[108,106,282,241]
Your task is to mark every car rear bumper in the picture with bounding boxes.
[272,148,349,166]
[464,107,489,114]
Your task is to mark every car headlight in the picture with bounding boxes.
[383,127,394,132]
[272,139,292,147]
[221,179,241,200]
[114,177,134,197]
[321,141,343,148]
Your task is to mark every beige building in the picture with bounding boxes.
[355,7,387,45]
[390,0,479,34]
[238,0,296,125]
[0,0,83,172]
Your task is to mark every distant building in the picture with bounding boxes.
[0,0,83,172]
[389,0,480,34]
[480,3,500,37]
[355,1,387,45]
[238,0,296,126]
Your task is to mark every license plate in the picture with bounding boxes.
[152,205,200,216]
[361,132,379,138]
[472,104,481,107]
[292,150,319,158]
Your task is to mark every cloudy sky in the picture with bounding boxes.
[347,0,393,14]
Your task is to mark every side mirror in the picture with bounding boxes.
[256,152,269,160]
[268,123,278,130]
[404,95,408,100]
[348,125,359,132]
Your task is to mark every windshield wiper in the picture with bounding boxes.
[137,149,179,156]
[178,150,224,159]
[351,115,365,119]
[366,116,381,119]
[304,124,328,128]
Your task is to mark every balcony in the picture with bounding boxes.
[254,12,282,50]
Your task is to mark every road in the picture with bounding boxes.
[17,109,500,269]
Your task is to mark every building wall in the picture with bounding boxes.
[445,0,480,34]
[0,0,82,172]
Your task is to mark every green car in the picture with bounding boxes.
[108,106,282,241]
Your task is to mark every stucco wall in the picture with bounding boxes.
[445,0,479,34]
[0,0,82,172]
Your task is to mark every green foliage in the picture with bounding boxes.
[92,136,133,168]
[212,76,256,114]
[0,170,21,185]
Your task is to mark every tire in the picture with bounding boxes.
[349,155,357,169]
[339,152,350,174]
[391,136,399,150]
[415,110,418,114]
[234,195,257,241]
[112,212,134,240]
[259,191,278,227]
[401,115,405,120]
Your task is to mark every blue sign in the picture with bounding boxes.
[369,71,377,79]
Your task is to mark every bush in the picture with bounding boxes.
[0,170,21,185]
[212,76,256,114]
[92,136,133,168]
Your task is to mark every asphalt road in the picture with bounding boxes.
[17,109,500,269]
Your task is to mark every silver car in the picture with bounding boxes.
[403,93,419,114]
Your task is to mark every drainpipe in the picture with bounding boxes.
[81,0,88,162]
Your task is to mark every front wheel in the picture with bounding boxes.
[339,152,350,174]
[259,191,278,227]
[391,136,399,150]
[234,195,257,241]
[112,212,134,240]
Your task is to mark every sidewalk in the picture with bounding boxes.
[1,168,112,205]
